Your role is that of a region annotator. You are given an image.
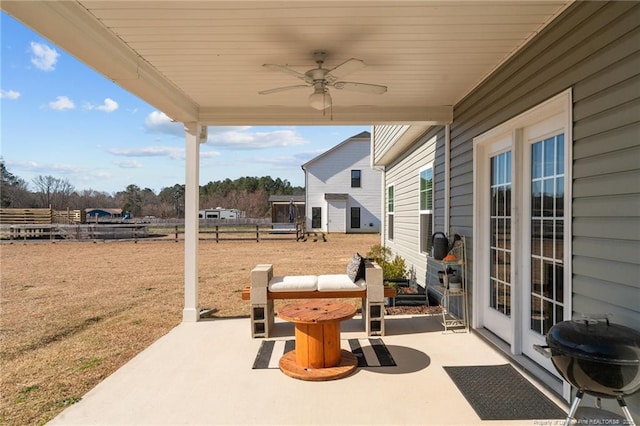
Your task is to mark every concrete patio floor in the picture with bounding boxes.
[48,314,569,425]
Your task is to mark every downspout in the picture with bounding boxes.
[301,164,308,231]
[444,124,451,233]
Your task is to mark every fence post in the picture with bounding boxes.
[256,224,259,242]
[175,225,179,242]
[215,225,219,243]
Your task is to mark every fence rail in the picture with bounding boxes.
[0,221,306,243]
[1,223,151,241]
[0,208,86,224]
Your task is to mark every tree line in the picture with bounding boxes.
[0,161,303,218]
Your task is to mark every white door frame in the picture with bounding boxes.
[473,133,515,343]
[472,89,573,398]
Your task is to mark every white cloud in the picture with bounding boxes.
[208,126,252,135]
[86,98,119,112]
[144,111,184,137]
[113,159,143,169]
[30,41,59,71]
[0,89,21,100]
[108,146,185,160]
[48,96,75,111]
[7,160,111,180]
[251,151,314,168]
[109,145,220,161]
[207,129,308,150]
[142,111,309,150]
[200,150,221,159]
[17,161,80,175]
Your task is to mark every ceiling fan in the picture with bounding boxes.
[259,51,387,110]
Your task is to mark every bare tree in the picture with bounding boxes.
[32,175,75,210]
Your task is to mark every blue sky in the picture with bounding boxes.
[0,12,369,195]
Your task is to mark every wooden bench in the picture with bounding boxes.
[244,262,395,338]
[240,286,397,301]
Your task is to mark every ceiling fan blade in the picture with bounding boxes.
[333,81,387,94]
[325,58,366,82]
[258,85,309,95]
[263,64,312,83]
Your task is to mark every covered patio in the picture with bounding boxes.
[0,0,573,321]
[48,315,569,425]
[2,1,586,424]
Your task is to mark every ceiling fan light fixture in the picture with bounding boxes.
[309,90,331,111]
[309,89,331,110]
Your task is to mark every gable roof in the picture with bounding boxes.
[302,131,371,170]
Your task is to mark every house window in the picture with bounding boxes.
[350,207,361,228]
[387,185,394,240]
[311,207,321,228]
[351,170,361,188]
[419,165,434,254]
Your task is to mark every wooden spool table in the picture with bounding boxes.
[277,300,358,381]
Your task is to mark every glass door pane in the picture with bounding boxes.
[530,135,565,335]
[489,151,512,317]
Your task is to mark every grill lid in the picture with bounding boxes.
[547,317,640,366]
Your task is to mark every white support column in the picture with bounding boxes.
[182,122,206,322]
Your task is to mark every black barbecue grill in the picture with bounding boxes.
[536,315,640,425]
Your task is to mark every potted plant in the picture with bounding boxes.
[366,244,409,292]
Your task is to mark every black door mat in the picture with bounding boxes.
[444,364,566,420]
[253,338,396,369]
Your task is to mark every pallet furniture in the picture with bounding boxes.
[242,261,395,338]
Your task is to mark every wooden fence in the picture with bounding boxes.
[197,222,304,242]
[0,221,306,242]
[1,223,150,241]
[0,208,85,225]
[0,208,52,224]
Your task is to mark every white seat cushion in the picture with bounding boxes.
[268,275,318,292]
[317,274,366,291]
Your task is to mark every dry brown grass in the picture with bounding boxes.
[0,233,380,425]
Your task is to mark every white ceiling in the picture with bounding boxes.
[2,1,570,125]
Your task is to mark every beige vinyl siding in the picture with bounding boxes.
[372,125,409,165]
[383,128,441,286]
[445,1,638,414]
[448,1,639,325]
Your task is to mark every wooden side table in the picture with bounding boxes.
[277,300,358,381]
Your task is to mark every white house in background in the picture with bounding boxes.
[302,131,381,233]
